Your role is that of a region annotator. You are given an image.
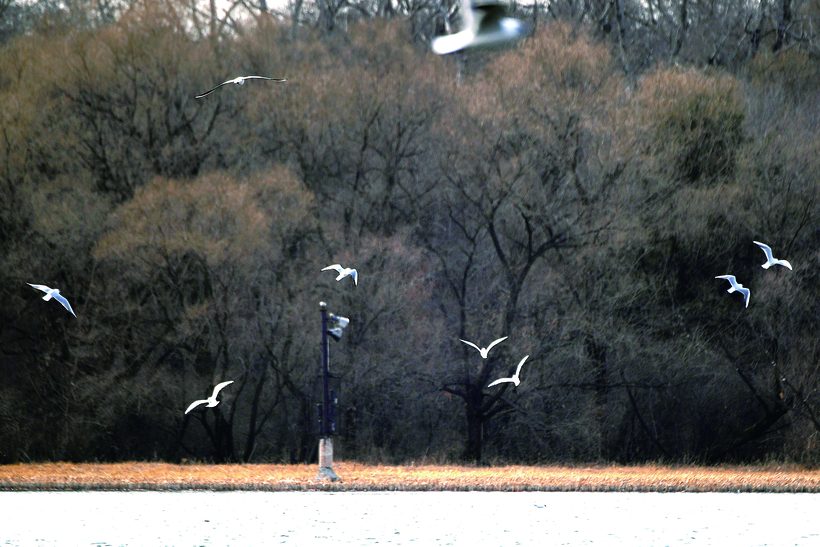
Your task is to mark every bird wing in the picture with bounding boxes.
[777,259,793,270]
[322,264,343,273]
[459,0,476,30]
[244,76,288,82]
[460,339,481,353]
[350,269,358,285]
[194,81,231,99]
[185,399,208,414]
[27,283,51,292]
[738,287,750,307]
[488,377,513,388]
[431,30,476,54]
[716,275,738,289]
[211,380,234,398]
[753,241,774,262]
[52,293,76,317]
[486,336,508,352]
[514,355,529,377]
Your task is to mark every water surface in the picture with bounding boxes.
[2,491,818,546]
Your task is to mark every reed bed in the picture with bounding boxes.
[2,461,820,492]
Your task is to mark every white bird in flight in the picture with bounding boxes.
[322,264,358,286]
[488,355,529,387]
[460,336,508,359]
[195,76,287,99]
[185,381,234,414]
[27,283,76,317]
[431,0,527,55]
[753,241,792,270]
[715,275,750,308]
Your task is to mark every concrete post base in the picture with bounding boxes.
[316,466,341,481]
[316,437,341,482]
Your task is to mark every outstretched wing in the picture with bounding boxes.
[514,355,529,377]
[244,76,288,83]
[716,275,738,290]
[486,336,508,353]
[52,293,76,317]
[185,399,208,414]
[27,283,52,294]
[211,380,234,398]
[488,377,513,388]
[738,287,750,308]
[753,241,775,262]
[322,264,343,274]
[195,80,231,99]
[460,339,482,353]
[350,269,358,285]
[431,31,475,55]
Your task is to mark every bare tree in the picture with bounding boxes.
[90,168,321,461]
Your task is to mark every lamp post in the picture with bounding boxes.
[317,301,346,482]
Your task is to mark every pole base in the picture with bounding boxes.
[316,466,341,482]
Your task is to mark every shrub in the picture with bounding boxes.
[637,67,745,186]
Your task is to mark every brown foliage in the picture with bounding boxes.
[637,66,745,186]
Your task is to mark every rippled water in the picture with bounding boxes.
[2,491,819,546]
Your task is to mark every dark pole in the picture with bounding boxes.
[320,301,330,437]
[317,301,340,481]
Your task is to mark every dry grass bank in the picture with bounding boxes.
[2,462,820,492]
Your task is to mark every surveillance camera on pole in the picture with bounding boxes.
[327,313,349,341]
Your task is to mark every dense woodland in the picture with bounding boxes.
[1,0,820,466]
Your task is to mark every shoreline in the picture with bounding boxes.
[3,461,820,492]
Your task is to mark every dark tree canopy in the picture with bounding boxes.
[2,0,820,465]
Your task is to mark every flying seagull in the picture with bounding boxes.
[488,355,529,387]
[715,275,750,308]
[27,283,76,317]
[753,241,792,270]
[431,0,527,55]
[460,336,508,359]
[185,381,234,414]
[322,264,358,286]
[195,76,287,99]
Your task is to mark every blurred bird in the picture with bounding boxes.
[431,0,527,55]
[322,264,358,286]
[715,275,750,308]
[460,336,508,359]
[753,241,792,270]
[195,76,287,99]
[185,381,234,414]
[488,355,528,387]
[27,283,76,317]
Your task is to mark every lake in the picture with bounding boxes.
[2,491,819,545]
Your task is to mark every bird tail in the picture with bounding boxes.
[761,262,772,269]
[41,294,52,301]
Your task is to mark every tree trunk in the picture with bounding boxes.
[772,0,792,51]
[672,0,689,58]
[463,388,484,462]
[749,0,767,59]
